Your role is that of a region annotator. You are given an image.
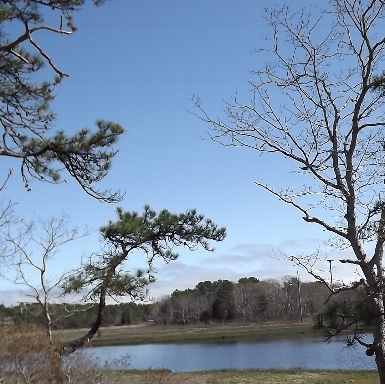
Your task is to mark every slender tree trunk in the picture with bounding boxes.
[44,305,52,341]
[372,210,385,382]
[373,313,385,384]
[59,284,107,357]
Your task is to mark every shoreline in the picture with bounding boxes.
[56,321,364,348]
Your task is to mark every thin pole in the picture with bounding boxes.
[327,259,334,288]
[297,271,303,323]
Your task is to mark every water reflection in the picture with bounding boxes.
[83,335,377,372]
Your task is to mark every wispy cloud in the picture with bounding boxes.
[146,239,363,300]
[148,261,243,299]
[0,239,366,306]
[0,289,30,307]
[202,252,257,265]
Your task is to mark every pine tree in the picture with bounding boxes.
[61,205,226,355]
[0,1,124,202]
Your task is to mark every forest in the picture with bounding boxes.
[0,276,364,329]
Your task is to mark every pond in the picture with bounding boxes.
[83,335,377,372]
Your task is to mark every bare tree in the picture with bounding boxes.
[1,214,90,339]
[195,0,385,381]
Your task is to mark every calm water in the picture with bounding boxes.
[83,335,377,372]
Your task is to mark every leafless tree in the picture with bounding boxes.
[0,214,90,339]
[195,0,385,381]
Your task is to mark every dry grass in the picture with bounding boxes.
[0,324,121,383]
[109,369,379,384]
[56,321,317,347]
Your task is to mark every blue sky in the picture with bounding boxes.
[0,0,359,305]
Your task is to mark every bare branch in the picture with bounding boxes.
[196,2,385,369]
[0,213,90,339]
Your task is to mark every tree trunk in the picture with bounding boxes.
[374,318,385,384]
[58,283,107,357]
[372,209,385,383]
[370,285,385,384]
[44,302,52,340]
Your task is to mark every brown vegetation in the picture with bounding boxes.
[113,369,379,384]
[0,324,120,383]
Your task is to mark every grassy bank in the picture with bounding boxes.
[109,369,379,384]
[58,321,323,347]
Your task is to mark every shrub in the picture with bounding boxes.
[0,324,120,383]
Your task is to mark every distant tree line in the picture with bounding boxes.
[1,275,363,329]
[151,276,343,325]
[0,302,152,329]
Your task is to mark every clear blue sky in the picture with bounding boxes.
[0,0,358,305]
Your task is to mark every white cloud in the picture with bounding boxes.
[0,239,365,306]
[147,240,363,300]
[0,289,31,307]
